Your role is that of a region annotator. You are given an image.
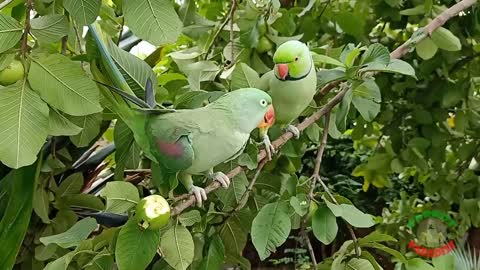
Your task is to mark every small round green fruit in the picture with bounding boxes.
[258,20,267,36]
[256,36,273,54]
[135,195,171,230]
[0,59,24,86]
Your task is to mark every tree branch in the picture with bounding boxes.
[390,0,477,59]
[204,0,237,60]
[170,0,478,216]
[21,0,33,58]
[0,0,14,10]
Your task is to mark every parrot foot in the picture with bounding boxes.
[208,172,230,189]
[262,134,276,161]
[190,185,207,207]
[286,125,300,139]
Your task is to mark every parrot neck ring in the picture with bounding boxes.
[274,60,313,81]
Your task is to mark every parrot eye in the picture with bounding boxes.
[295,57,299,61]
[259,99,268,107]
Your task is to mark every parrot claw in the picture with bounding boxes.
[286,125,300,139]
[208,172,230,189]
[262,134,276,161]
[190,185,207,207]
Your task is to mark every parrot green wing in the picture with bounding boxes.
[146,117,195,172]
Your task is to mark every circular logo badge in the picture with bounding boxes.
[406,210,457,258]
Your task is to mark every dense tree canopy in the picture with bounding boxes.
[0,0,479,269]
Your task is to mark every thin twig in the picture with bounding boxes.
[72,21,84,54]
[21,0,33,58]
[116,17,125,46]
[204,0,237,60]
[0,0,14,10]
[61,11,70,55]
[232,158,267,212]
[229,0,236,65]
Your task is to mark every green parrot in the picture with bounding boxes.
[88,24,275,206]
[255,40,317,156]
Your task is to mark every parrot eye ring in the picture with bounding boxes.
[259,99,267,107]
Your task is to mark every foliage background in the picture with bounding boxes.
[0,0,479,269]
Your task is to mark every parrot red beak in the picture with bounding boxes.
[258,105,275,137]
[276,64,289,80]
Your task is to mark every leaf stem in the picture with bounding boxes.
[204,0,237,60]
[21,0,33,58]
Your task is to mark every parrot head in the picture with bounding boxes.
[272,40,312,81]
[211,88,275,134]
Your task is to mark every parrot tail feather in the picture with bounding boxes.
[93,80,150,109]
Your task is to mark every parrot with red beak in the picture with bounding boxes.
[256,40,317,155]
[88,23,275,206]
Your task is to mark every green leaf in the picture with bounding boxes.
[231,63,260,90]
[84,250,114,270]
[352,79,381,122]
[48,108,83,136]
[0,13,23,54]
[179,210,201,227]
[216,171,249,208]
[0,53,14,70]
[251,201,291,260]
[100,181,139,214]
[220,210,250,256]
[160,224,195,270]
[33,186,50,223]
[289,194,309,216]
[336,12,365,39]
[63,193,105,210]
[29,52,102,116]
[68,113,102,147]
[200,235,225,270]
[312,52,345,67]
[362,59,416,78]
[57,172,83,197]
[107,38,158,98]
[40,217,97,248]
[431,27,461,51]
[63,0,101,26]
[358,231,397,245]
[0,163,37,269]
[416,38,438,60]
[362,242,407,264]
[123,0,183,45]
[346,258,375,270]
[116,219,160,270]
[400,5,425,15]
[312,204,338,245]
[0,80,49,169]
[360,251,383,270]
[432,254,454,270]
[325,200,375,228]
[30,15,69,44]
[360,44,390,66]
[406,258,435,270]
[317,69,347,88]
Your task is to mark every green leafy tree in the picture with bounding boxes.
[0,0,478,269]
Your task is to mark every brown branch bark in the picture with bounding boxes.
[171,0,478,216]
[390,0,477,59]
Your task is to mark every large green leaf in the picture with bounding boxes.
[100,181,139,214]
[361,59,416,78]
[0,13,23,54]
[0,80,49,168]
[63,0,101,26]
[160,224,195,270]
[116,219,160,270]
[325,200,375,228]
[416,38,438,60]
[352,79,381,122]
[431,27,461,51]
[432,254,454,270]
[123,0,183,45]
[68,113,102,147]
[220,210,251,256]
[40,217,97,248]
[178,210,201,227]
[30,15,69,44]
[406,258,436,270]
[48,108,83,136]
[251,201,291,260]
[312,204,338,245]
[200,234,225,270]
[231,63,260,90]
[56,172,83,197]
[360,44,390,66]
[0,162,38,269]
[215,171,249,209]
[346,258,375,270]
[29,52,102,116]
[107,38,158,98]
